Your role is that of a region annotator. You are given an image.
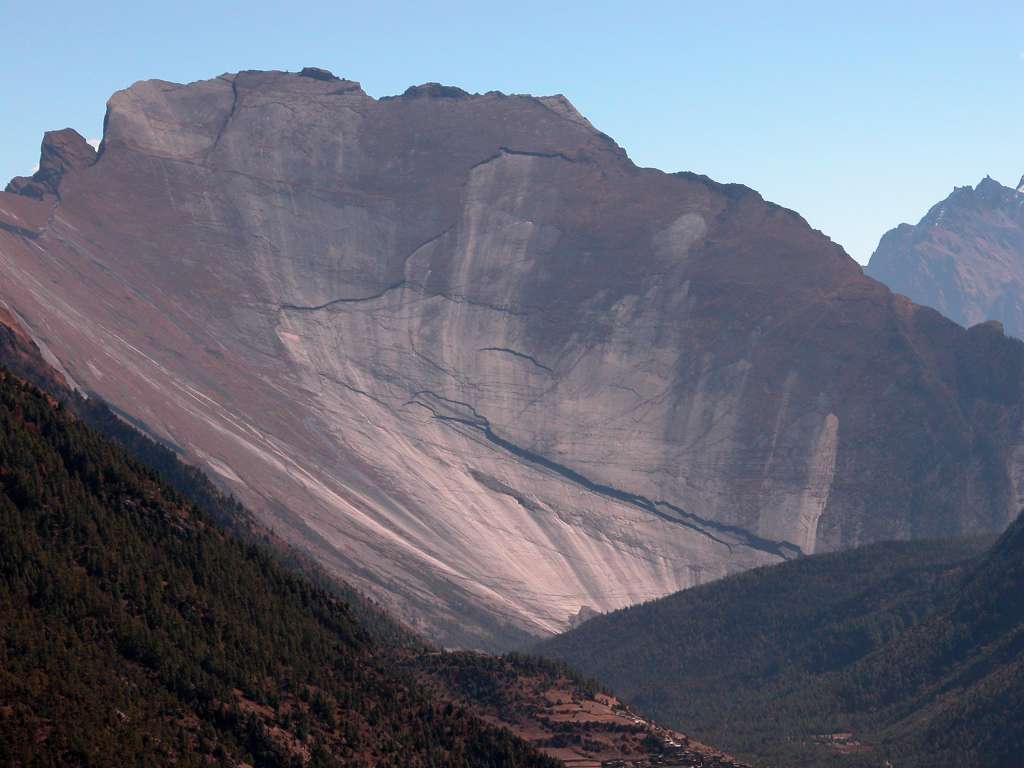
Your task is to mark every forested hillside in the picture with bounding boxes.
[0,369,558,767]
[536,530,1024,767]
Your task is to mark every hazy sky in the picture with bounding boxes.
[4,1,1023,263]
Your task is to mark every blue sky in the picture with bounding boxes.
[3,1,1022,263]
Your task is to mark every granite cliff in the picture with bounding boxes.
[2,69,1023,647]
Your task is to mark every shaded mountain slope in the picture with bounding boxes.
[535,526,1024,767]
[0,369,559,768]
[3,69,1024,646]
[868,175,1024,336]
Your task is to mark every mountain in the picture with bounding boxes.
[535,522,1024,767]
[0,368,561,768]
[3,69,1024,648]
[867,175,1024,336]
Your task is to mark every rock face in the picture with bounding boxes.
[5,128,97,200]
[0,305,70,393]
[2,69,1024,648]
[867,176,1024,336]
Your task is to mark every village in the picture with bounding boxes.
[418,651,758,768]
[596,728,754,768]
[527,686,754,768]
[600,748,753,767]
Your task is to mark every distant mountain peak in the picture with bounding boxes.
[868,172,1024,335]
[974,174,1014,200]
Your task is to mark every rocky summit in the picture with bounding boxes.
[2,69,1024,648]
[868,175,1024,337]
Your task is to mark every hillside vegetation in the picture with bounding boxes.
[0,370,558,768]
[536,530,1024,767]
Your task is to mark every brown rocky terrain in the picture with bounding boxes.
[2,68,1024,648]
[867,175,1024,336]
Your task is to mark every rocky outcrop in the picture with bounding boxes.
[1,70,1023,648]
[5,128,97,200]
[867,175,1024,336]
[0,306,70,393]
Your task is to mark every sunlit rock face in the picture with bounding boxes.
[2,69,1023,648]
[868,176,1024,337]
[0,306,70,393]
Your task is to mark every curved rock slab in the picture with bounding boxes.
[1,70,1023,647]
